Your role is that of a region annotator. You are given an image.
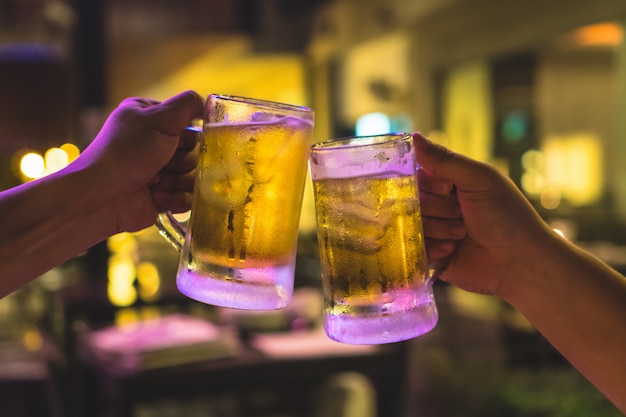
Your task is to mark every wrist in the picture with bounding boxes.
[496,224,568,307]
[53,161,119,241]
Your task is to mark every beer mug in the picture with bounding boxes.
[309,133,438,344]
[158,94,315,310]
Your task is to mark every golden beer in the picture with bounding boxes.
[191,118,312,269]
[158,95,314,310]
[310,133,438,344]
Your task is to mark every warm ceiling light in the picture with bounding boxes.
[574,22,623,47]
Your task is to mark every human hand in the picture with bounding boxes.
[414,132,556,297]
[76,90,205,233]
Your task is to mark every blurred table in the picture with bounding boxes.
[77,325,409,417]
[0,339,63,417]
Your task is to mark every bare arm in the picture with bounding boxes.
[415,132,626,412]
[505,232,626,412]
[0,90,204,297]
[1,164,115,295]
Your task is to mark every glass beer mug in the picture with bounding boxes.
[309,132,438,344]
[157,94,314,310]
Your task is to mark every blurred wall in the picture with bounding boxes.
[106,34,309,107]
[309,0,626,237]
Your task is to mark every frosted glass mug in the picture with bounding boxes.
[309,133,438,344]
[157,94,314,310]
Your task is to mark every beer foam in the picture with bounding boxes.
[309,151,417,180]
[309,134,415,180]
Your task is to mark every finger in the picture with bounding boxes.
[145,90,205,135]
[151,170,196,193]
[422,217,466,240]
[166,142,200,172]
[418,168,454,196]
[152,190,193,214]
[119,96,161,108]
[413,132,495,190]
[425,239,458,264]
[177,127,201,151]
[419,191,461,219]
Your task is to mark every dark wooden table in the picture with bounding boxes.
[78,332,410,417]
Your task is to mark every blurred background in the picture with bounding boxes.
[1,0,625,416]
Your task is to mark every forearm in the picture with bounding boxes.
[0,165,116,297]
[503,232,626,412]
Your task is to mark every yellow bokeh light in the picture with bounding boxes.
[137,262,161,301]
[521,171,545,196]
[107,233,138,258]
[141,305,161,321]
[115,307,140,328]
[108,254,137,306]
[108,255,136,283]
[60,143,80,162]
[521,150,544,172]
[16,144,80,182]
[543,134,602,206]
[44,147,69,173]
[108,280,137,307]
[22,327,43,352]
[540,187,562,210]
[20,152,45,179]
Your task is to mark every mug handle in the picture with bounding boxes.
[426,265,439,286]
[155,123,203,252]
[156,212,186,252]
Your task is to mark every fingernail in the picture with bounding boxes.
[413,133,431,150]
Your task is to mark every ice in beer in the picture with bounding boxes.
[310,133,438,344]
[177,110,314,310]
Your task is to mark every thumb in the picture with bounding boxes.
[149,90,206,134]
[413,132,493,190]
